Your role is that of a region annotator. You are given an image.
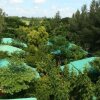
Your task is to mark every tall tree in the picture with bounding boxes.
[0,8,5,33]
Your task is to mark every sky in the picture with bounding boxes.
[0,0,92,18]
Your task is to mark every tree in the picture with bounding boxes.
[35,76,52,100]
[0,58,35,95]
[0,51,8,59]
[50,35,87,66]
[88,58,100,99]
[70,73,94,100]
[88,58,100,82]
[41,18,52,34]
[89,0,100,51]
[69,0,100,52]
[27,26,49,47]
[80,5,89,29]
[29,17,41,29]
[50,35,68,65]
[5,16,26,28]
[15,26,30,42]
[0,8,5,33]
[69,10,81,32]
[95,78,100,99]
[50,11,62,36]
[48,67,70,100]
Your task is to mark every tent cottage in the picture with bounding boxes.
[61,57,99,75]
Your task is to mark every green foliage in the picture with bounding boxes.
[70,73,95,100]
[50,35,87,65]
[4,17,27,39]
[25,44,54,74]
[0,8,5,33]
[41,18,52,34]
[86,58,100,100]
[95,78,100,99]
[26,26,49,70]
[50,35,67,52]
[29,17,42,28]
[94,50,100,56]
[91,58,100,73]
[15,26,30,42]
[48,67,70,100]
[66,45,87,61]
[0,58,35,94]
[5,17,26,28]
[35,76,52,100]
[0,0,100,99]
[0,51,8,59]
[69,0,100,52]
[25,45,37,67]
[27,26,48,47]
[88,58,100,82]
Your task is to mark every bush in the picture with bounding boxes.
[0,51,8,59]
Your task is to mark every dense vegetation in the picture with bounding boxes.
[0,0,100,100]
[69,0,100,53]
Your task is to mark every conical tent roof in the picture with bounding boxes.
[0,59,40,78]
[60,57,99,74]
[1,38,27,47]
[0,45,24,54]
[2,98,37,100]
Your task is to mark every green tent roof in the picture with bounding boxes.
[51,42,88,55]
[0,59,40,78]
[0,45,24,54]
[1,38,27,47]
[1,38,13,44]
[60,57,99,74]
[2,98,37,100]
[0,59,9,67]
